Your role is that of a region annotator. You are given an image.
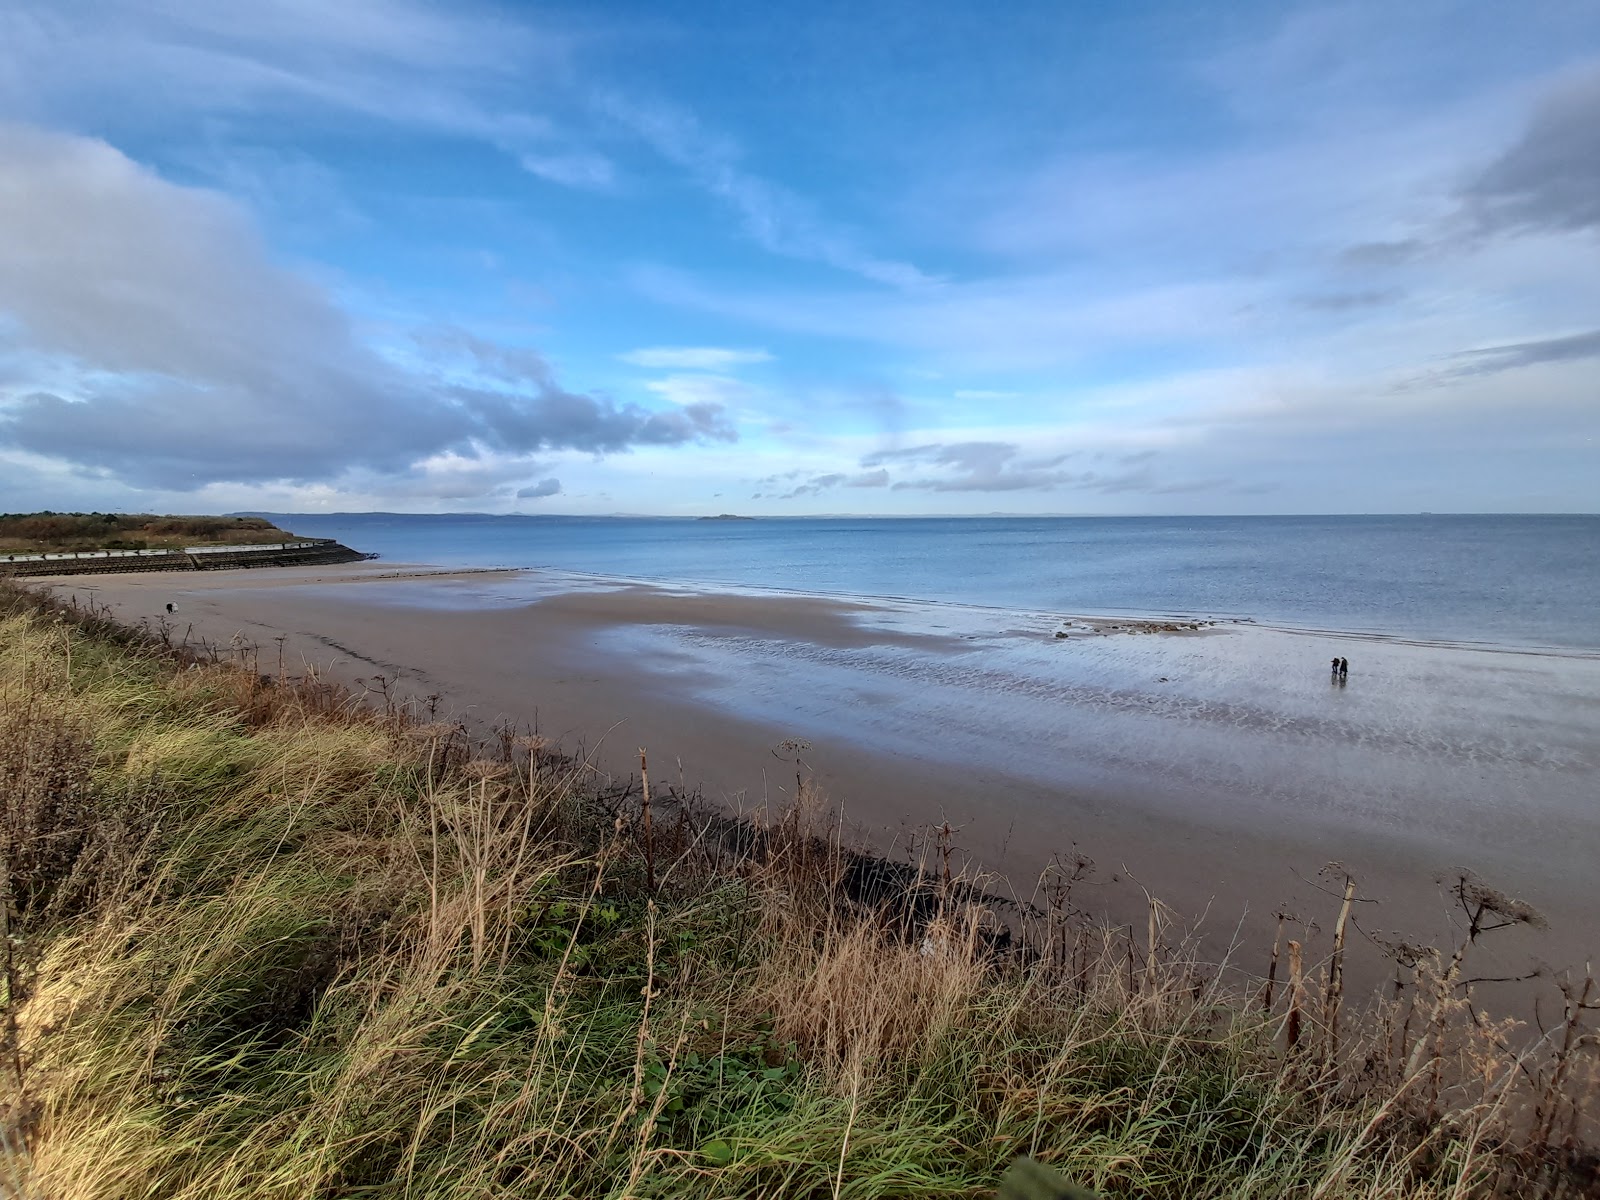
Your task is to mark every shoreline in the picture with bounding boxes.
[39,560,1600,1006]
[12,571,1589,1196]
[153,557,1600,658]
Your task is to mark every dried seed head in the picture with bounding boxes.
[463,758,510,780]
[1450,871,1550,931]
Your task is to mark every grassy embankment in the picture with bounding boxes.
[0,513,301,554]
[0,581,1594,1198]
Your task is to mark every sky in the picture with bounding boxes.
[0,0,1597,516]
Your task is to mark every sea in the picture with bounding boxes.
[252,513,1600,653]
[211,511,1600,967]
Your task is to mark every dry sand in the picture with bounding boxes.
[45,562,1600,1005]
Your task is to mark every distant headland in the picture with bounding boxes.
[0,511,368,576]
[696,513,756,521]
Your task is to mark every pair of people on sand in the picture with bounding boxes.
[1330,656,1349,679]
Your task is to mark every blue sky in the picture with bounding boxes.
[0,0,1597,515]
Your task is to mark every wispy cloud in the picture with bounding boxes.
[620,346,773,369]
[596,91,938,289]
[1294,289,1403,312]
[0,0,563,145]
[519,150,615,189]
[632,265,1260,371]
[1,1,1596,515]
[763,467,890,500]
[1442,328,1600,377]
[849,440,1254,498]
[863,442,1080,493]
[642,374,756,412]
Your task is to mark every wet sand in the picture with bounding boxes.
[45,563,1600,1004]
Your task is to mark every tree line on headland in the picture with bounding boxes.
[0,513,298,554]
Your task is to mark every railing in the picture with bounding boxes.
[185,541,331,554]
[2,539,334,564]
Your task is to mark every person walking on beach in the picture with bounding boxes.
[1331,656,1340,677]
[1338,657,1348,679]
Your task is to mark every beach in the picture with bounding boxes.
[49,562,1600,1001]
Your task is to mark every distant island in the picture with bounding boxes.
[696,513,756,521]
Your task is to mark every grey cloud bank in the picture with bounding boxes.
[864,442,1084,493]
[837,444,1239,498]
[0,124,734,492]
[0,2,1596,516]
[1463,67,1600,237]
[843,440,1284,501]
[1449,328,1600,376]
[516,478,562,499]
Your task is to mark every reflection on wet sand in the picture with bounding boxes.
[51,563,1600,1005]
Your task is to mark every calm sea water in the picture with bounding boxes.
[254,513,1600,652]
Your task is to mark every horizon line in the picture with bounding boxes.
[228,509,1600,520]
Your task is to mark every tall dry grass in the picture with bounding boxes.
[0,579,1595,1198]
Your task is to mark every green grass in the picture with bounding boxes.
[0,512,299,554]
[0,582,1594,1198]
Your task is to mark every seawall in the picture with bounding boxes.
[0,540,371,577]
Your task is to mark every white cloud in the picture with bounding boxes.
[620,346,773,369]
[0,123,736,490]
[863,442,1085,493]
[0,0,558,139]
[642,374,757,411]
[0,0,627,211]
[0,1,944,290]
[0,0,1593,515]
[520,151,616,190]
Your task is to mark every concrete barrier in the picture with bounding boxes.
[2,538,339,565]
[0,541,370,578]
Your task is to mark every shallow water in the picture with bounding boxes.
[71,562,1600,995]
[313,567,1600,900]
[256,513,1600,652]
